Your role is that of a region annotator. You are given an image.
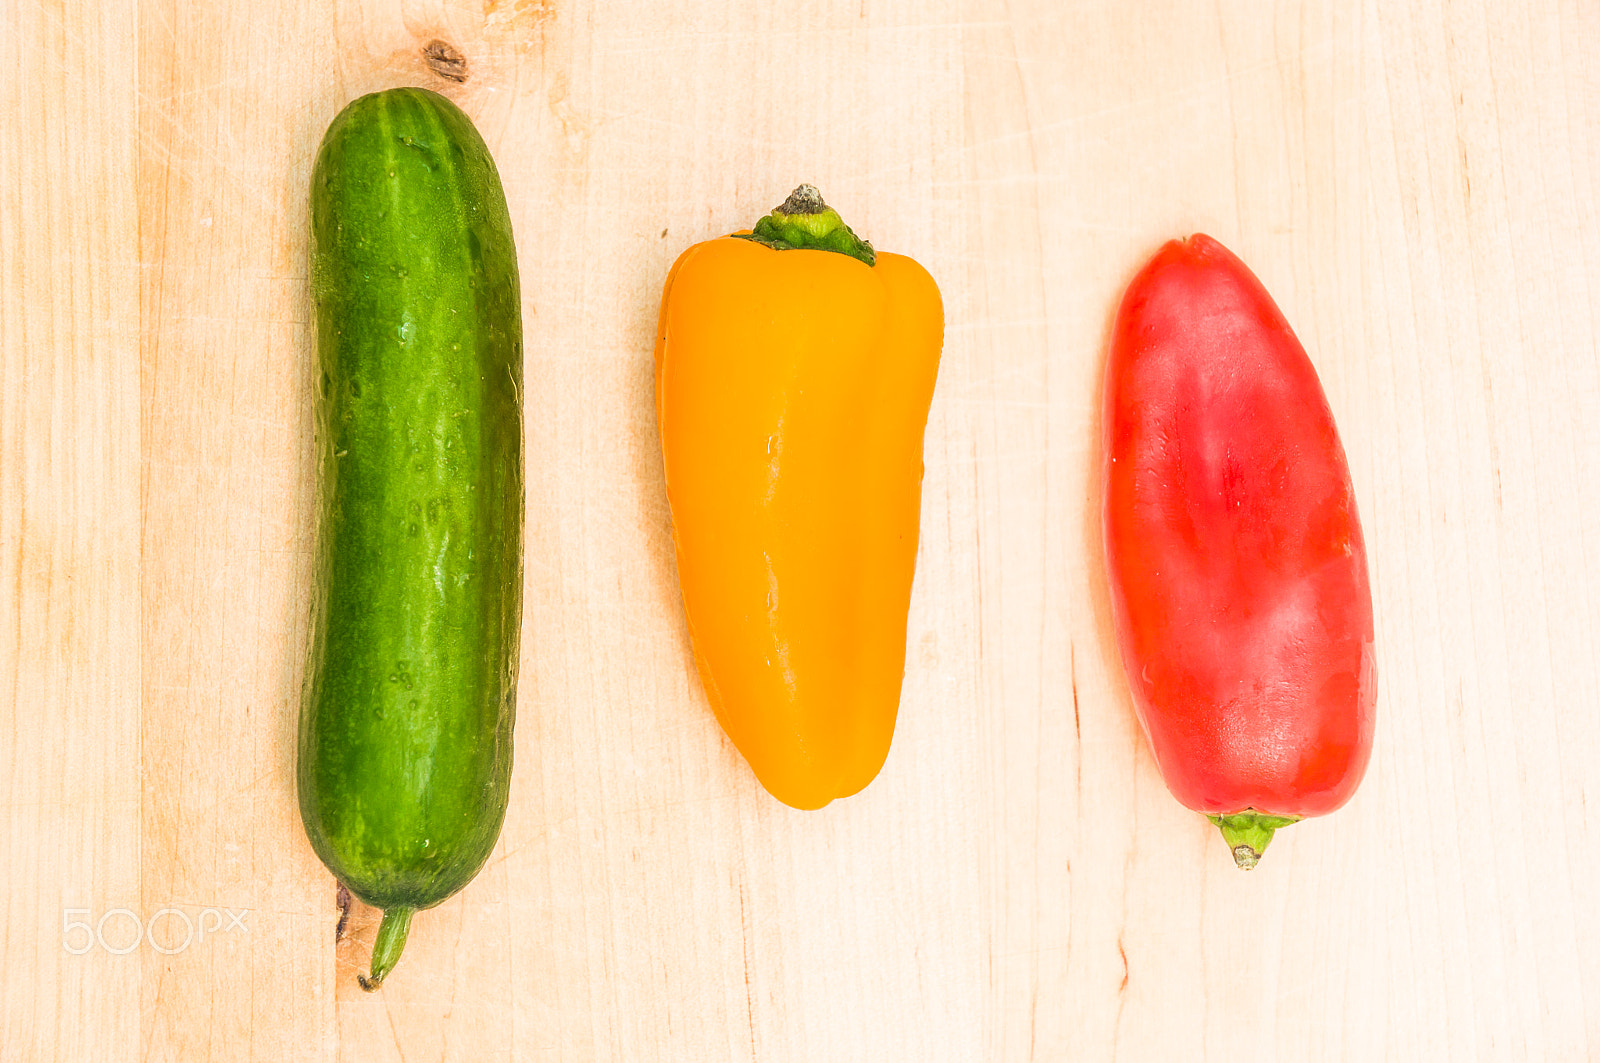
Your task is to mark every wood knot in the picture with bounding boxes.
[422,40,469,83]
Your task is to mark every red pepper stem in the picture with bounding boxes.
[734,184,877,266]
[1206,812,1302,870]
[357,905,414,991]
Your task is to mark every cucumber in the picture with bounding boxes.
[298,87,523,991]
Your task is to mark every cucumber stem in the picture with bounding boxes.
[735,184,877,266]
[358,906,415,991]
[1206,812,1302,869]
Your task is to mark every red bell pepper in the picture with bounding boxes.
[1102,234,1376,868]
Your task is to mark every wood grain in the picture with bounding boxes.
[2,0,1597,1059]
[2,1,141,1059]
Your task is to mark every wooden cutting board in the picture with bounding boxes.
[4,0,1597,1059]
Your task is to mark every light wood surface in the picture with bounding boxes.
[4,0,1598,1059]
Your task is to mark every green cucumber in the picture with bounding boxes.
[298,87,523,991]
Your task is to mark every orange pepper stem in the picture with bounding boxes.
[1206,812,1302,869]
[735,184,877,266]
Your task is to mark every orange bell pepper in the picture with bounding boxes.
[653,186,944,809]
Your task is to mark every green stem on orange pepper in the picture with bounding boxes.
[734,184,876,266]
